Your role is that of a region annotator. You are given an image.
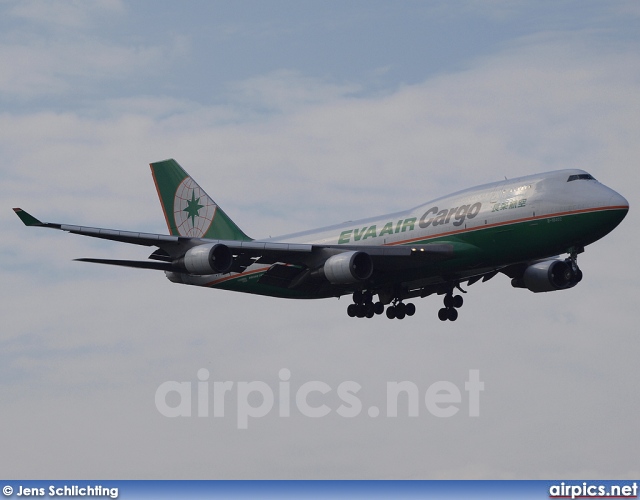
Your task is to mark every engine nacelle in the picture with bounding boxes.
[176,243,233,275]
[322,251,373,284]
[165,271,193,284]
[511,259,578,293]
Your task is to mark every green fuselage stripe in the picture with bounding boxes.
[202,206,628,299]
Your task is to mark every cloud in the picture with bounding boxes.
[8,0,125,29]
[2,32,636,263]
[1,10,639,480]
[0,1,186,100]
[228,70,363,112]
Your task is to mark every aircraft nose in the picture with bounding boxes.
[609,190,629,210]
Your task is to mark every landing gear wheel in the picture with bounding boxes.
[405,303,416,316]
[374,302,384,315]
[365,303,375,318]
[447,308,458,321]
[453,295,463,308]
[444,295,454,308]
[347,304,357,317]
[395,306,406,320]
[438,308,449,321]
[386,306,396,319]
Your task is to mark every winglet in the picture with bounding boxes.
[13,208,44,226]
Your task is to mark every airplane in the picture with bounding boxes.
[13,159,629,321]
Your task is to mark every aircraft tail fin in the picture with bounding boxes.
[150,159,252,241]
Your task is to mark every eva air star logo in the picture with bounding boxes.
[183,190,204,227]
[173,177,216,237]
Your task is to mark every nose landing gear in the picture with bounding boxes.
[568,247,584,284]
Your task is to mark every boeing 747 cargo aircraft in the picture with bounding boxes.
[14,160,628,321]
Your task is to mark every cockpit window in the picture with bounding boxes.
[567,174,596,182]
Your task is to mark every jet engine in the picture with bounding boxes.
[175,243,233,275]
[511,259,581,293]
[322,251,373,284]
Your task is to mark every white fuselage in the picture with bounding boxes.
[269,169,627,247]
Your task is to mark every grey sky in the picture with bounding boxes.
[1,1,639,479]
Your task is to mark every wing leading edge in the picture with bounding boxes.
[12,208,460,277]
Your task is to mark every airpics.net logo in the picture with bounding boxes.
[155,369,484,429]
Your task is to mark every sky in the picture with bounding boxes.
[1,0,639,480]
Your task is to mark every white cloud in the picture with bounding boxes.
[8,0,125,29]
[0,1,186,100]
[229,69,362,112]
[1,11,639,480]
[0,39,182,99]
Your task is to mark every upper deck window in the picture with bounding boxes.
[567,174,596,182]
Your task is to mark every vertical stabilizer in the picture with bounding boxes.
[150,159,252,241]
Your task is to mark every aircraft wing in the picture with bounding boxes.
[13,208,461,275]
[14,208,185,248]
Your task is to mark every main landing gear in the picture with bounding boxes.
[347,291,384,319]
[346,284,467,321]
[346,291,415,320]
[385,300,416,320]
[438,291,463,322]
